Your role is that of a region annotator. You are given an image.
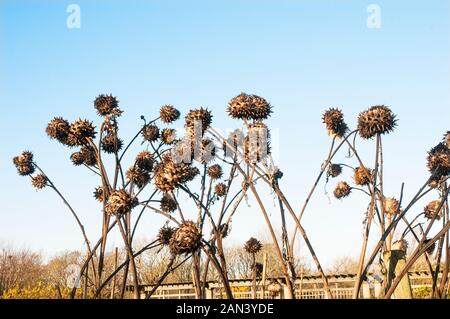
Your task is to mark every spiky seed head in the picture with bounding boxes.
[444,131,450,148]
[70,152,84,166]
[322,108,348,138]
[154,154,199,192]
[94,94,122,117]
[46,117,70,143]
[126,167,150,189]
[93,186,106,203]
[161,128,177,145]
[424,239,436,255]
[214,183,228,197]
[142,124,160,142]
[384,197,400,217]
[104,189,138,216]
[207,164,223,180]
[357,105,397,139]
[227,93,254,120]
[160,105,180,124]
[327,164,342,178]
[13,151,35,176]
[31,174,48,190]
[244,237,262,254]
[158,226,175,246]
[334,181,351,199]
[227,93,273,121]
[160,193,177,213]
[185,108,213,136]
[169,221,202,255]
[354,166,373,186]
[135,151,154,172]
[195,139,216,164]
[424,200,443,220]
[250,95,273,121]
[80,146,97,166]
[101,133,123,154]
[427,143,450,177]
[69,119,96,146]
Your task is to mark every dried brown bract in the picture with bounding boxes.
[357,105,397,139]
[169,221,202,255]
[322,108,348,138]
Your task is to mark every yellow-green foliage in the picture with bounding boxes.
[1,282,82,299]
[412,286,432,299]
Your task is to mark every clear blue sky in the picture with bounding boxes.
[1,0,449,267]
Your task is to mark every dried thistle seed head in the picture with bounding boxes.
[427,143,450,177]
[158,226,175,246]
[160,105,180,124]
[31,174,48,190]
[185,108,213,136]
[327,164,342,178]
[13,151,35,176]
[195,139,216,164]
[126,167,150,188]
[227,93,254,120]
[353,166,373,186]
[169,220,202,255]
[154,154,199,192]
[357,105,397,139]
[424,200,443,220]
[250,95,273,121]
[214,183,228,197]
[104,189,138,216]
[69,119,96,146]
[384,197,400,217]
[80,145,97,166]
[93,186,106,202]
[70,151,84,166]
[322,108,348,138]
[46,117,70,143]
[161,128,177,145]
[135,151,154,172]
[160,193,177,213]
[244,237,262,254]
[444,131,450,148]
[423,239,436,255]
[227,93,273,121]
[207,164,223,180]
[334,181,351,199]
[142,124,160,142]
[101,133,123,154]
[94,94,122,117]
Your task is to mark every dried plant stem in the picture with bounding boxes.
[244,178,295,299]
[115,216,140,299]
[385,221,450,298]
[353,134,381,299]
[273,184,333,299]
